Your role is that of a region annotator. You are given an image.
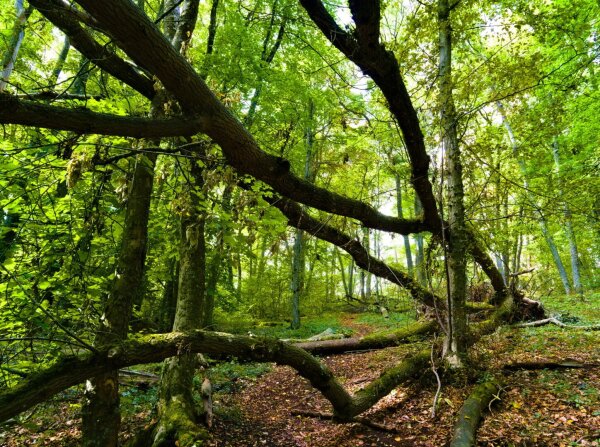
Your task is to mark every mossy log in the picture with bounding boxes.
[0,330,428,424]
[294,320,436,355]
[450,380,501,447]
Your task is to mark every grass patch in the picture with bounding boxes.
[355,310,416,331]
[539,292,600,325]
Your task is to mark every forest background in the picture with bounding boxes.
[0,0,598,446]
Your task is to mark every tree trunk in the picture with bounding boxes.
[414,196,426,285]
[290,228,304,329]
[552,139,583,295]
[295,320,436,355]
[81,150,157,447]
[151,158,208,447]
[439,0,468,367]
[395,174,414,276]
[158,258,179,333]
[0,1,33,92]
[290,97,315,329]
[496,102,572,294]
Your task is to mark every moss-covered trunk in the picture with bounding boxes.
[81,150,157,447]
[450,380,501,447]
[294,320,436,355]
[151,157,208,447]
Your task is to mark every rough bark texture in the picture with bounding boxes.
[152,157,208,447]
[81,150,157,447]
[450,380,501,447]
[438,0,468,367]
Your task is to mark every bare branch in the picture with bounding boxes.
[0,93,204,138]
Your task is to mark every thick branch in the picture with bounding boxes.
[299,0,439,229]
[268,195,437,304]
[30,0,156,99]
[295,320,436,355]
[0,330,429,424]
[348,0,381,48]
[71,0,426,236]
[0,93,202,137]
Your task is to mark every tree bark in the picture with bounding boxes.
[0,93,202,138]
[152,157,208,447]
[450,380,501,447]
[81,150,157,447]
[294,320,436,355]
[149,4,205,445]
[438,0,468,367]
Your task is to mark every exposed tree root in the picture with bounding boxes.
[290,409,400,433]
[515,317,600,330]
[450,380,502,447]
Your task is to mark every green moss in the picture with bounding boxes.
[361,320,435,345]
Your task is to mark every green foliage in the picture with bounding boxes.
[356,311,417,331]
[0,0,598,416]
[207,361,271,394]
[214,310,350,340]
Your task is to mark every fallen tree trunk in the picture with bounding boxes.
[0,330,428,424]
[295,320,436,355]
[503,360,599,371]
[450,380,501,447]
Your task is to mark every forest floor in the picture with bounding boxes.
[1,296,599,446]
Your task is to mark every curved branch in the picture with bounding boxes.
[268,195,436,304]
[29,0,156,99]
[71,0,427,236]
[299,0,439,229]
[0,330,430,424]
[0,93,203,137]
